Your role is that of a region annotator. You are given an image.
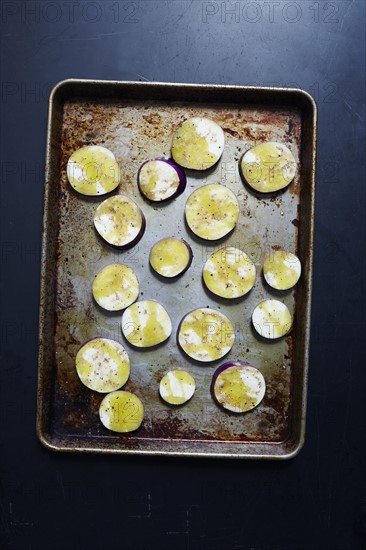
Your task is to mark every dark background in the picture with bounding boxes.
[0,1,365,549]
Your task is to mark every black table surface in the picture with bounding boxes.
[1,1,365,549]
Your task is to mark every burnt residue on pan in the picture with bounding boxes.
[39,83,315,458]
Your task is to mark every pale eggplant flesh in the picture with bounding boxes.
[252,299,292,339]
[171,117,225,170]
[159,370,196,405]
[94,194,146,249]
[92,263,140,311]
[203,246,256,298]
[75,337,130,393]
[177,307,235,362]
[67,145,120,196]
[99,391,144,433]
[121,300,172,348]
[137,158,186,202]
[263,250,301,290]
[211,361,266,413]
[149,237,193,278]
[240,142,296,193]
[185,184,239,240]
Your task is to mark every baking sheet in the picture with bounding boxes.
[37,80,317,458]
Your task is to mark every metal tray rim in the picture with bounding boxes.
[36,78,317,459]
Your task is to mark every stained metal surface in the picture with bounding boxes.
[37,80,317,458]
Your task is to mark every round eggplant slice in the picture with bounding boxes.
[121,300,172,348]
[171,117,225,170]
[185,184,239,240]
[75,337,130,393]
[177,307,235,362]
[94,195,146,248]
[99,391,144,433]
[211,361,266,413]
[159,370,196,405]
[92,263,139,311]
[67,145,120,196]
[252,299,292,339]
[263,250,301,290]
[203,246,256,298]
[149,237,192,278]
[137,158,186,202]
[240,142,296,193]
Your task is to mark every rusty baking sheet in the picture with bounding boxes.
[36,79,317,458]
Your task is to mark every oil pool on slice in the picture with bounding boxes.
[203,246,256,299]
[99,391,144,433]
[211,361,266,413]
[121,300,172,348]
[177,307,235,362]
[75,337,130,393]
[67,145,120,196]
[94,194,146,248]
[263,250,301,290]
[92,263,140,311]
[240,142,296,193]
[185,184,239,240]
[137,158,186,202]
[149,237,193,278]
[252,299,292,339]
[159,370,196,405]
[171,117,225,170]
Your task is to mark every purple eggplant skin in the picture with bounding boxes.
[210,360,254,407]
[177,237,193,276]
[150,236,193,279]
[137,158,187,203]
[96,209,146,250]
[176,312,186,351]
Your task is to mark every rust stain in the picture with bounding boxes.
[143,113,162,125]
[46,95,305,450]
[223,127,240,138]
